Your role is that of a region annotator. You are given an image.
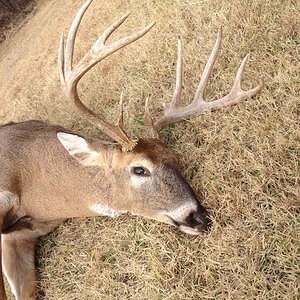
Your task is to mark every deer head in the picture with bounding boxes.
[57,0,263,235]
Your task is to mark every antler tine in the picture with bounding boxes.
[192,26,222,105]
[169,37,183,109]
[144,97,158,138]
[59,0,155,151]
[205,55,264,110]
[78,20,155,78]
[145,37,183,137]
[58,33,65,84]
[64,0,92,74]
[234,53,249,90]
[118,91,124,127]
[151,28,263,134]
[95,12,131,47]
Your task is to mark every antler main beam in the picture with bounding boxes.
[146,27,264,135]
[58,0,155,151]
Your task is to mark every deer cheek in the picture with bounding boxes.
[129,174,151,187]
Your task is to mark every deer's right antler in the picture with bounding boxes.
[58,0,155,151]
[144,27,264,137]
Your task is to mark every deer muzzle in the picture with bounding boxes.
[168,207,211,235]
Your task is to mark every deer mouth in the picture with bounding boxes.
[178,225,204,235]
[166,210,212,235]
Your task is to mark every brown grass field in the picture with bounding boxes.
[0,0,299,299]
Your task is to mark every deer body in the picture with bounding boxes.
[0,0,263,298]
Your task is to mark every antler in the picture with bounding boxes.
[58,0,155,151]
[144,27,264,136]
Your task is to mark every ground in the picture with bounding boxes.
[0,0,299,299]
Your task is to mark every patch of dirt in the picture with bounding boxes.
[0,0,35,43]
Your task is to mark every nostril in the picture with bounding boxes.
[187,210,212,231]
[193,211,206,224]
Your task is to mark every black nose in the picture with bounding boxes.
[185,209,212,231]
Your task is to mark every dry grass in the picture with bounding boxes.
[0,0,299,299]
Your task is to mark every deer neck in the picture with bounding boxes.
[20,141,128,221]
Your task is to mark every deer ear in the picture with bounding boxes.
[57,132,98,165]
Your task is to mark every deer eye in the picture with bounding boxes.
[132,167,150,176]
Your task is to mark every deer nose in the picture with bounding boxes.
[185,209,212,232]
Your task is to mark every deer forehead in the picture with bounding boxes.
[104,149,159,171]
[132,138,180,166]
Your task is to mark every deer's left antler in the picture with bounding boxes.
[144,27,264,137]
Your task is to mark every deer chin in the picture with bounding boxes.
[164,216,205,235]
[178,225,202,236]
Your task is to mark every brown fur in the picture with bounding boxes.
[133,138,180,166]
[0,120,209,299]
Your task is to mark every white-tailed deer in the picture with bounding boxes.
[0,0,263,299]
